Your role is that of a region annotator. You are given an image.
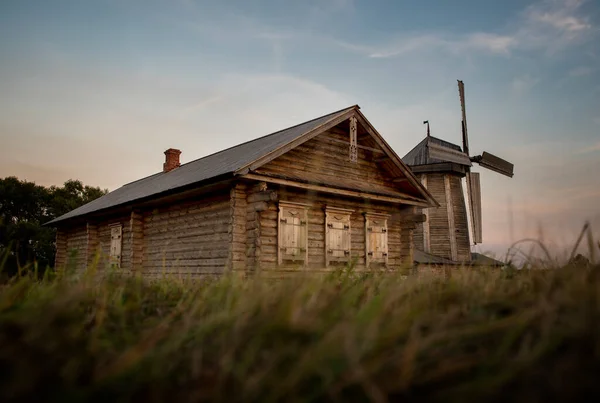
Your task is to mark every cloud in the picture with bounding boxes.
[511,75,540,94]
[365,32,514,58]
[526,0,591,32]
[579,140,600,153]
[568,66,593,76]
[464,33,515,54]
[515,0,594,52]
[366,35,446,58]
[332,0,595,59]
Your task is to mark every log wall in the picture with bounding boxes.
[250,184,417,272]
[95,215,132,272]
[61,224,87,272]
[141,192,231,277]
[230,183,248,274]
[129,211,144,273]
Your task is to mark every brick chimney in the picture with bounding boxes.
[163,148,181,172]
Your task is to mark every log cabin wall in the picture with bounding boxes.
[245,181,278,273]
[252,184,416,272]
[94,214,132,272]
[229,183,248,274]
[141,191,231,277]
[56,213,135,274]
[54,229,67,269]
[57,224,87,272]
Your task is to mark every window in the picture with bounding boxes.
[278,201,309,265]
[325,207,354,266]
[109,224,122,267]
[364,213,389,267]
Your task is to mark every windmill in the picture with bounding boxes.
[402,80,514,263]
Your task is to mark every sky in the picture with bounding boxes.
[1,0,599,259]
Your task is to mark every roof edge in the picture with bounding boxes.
[45,173,235,227]
[234,105,360,175]
[353,110,440,208]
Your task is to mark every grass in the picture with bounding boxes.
[1,259,600,402]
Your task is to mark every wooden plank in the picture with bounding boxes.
[450,175,471,261]
[392,178,409,183]
[466,172,482,244]
[444,175,458,261]
[323,136,385,153]
[242,173,430,207]
[428,142,472,166]
[421,175,431,253]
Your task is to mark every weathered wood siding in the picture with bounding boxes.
[230,183,247,274]
[413,173,471,262]
[255,128,409,196]
[141,192,231,276]
[95,215,132,272]
[449,175,471,261]
[250,185,415,272]
[60,224,87,272]
[425,174,452,260]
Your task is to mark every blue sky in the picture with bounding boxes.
[1,0,599,257]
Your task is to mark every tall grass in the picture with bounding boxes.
[1,259,600,402]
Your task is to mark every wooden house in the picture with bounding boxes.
[49,106,438,277]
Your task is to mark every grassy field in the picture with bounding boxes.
[1,261,600,402]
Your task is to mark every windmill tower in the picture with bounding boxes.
[402,80,514,263]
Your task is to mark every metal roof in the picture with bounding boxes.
[402,136,463,166]
[48,105,358,225]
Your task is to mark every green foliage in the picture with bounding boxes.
[0,177,107,277]
[1,264,600,402]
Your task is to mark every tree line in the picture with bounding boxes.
[0,176,107,277]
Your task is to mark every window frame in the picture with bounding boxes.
[364,212,390,268]
[324,206,354,266]
[277,201,310,266]
[108,223,122,268]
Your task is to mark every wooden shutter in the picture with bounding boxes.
[325,207,354,266]
[278,201,309,265]
[109,224,122,267]
[364,213,389,268]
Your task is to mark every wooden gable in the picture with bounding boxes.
[252,117,429,203]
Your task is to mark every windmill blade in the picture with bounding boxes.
[428,142,472,166]
[458,80,470,157]
[466,172,483,244]
[474,151,514,178]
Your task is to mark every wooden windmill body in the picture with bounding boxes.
[402,81,514,264]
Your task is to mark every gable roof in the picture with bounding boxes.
[402,135,463,166]
[49,105,435,225]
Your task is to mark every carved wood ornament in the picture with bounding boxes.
[349,116,358,163]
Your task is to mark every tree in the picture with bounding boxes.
[0,177,107,277]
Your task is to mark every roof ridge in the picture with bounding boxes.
[401,136,429,160]
[118,104,359,189]
[176,104,359,169]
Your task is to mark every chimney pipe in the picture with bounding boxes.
[163,148,181,172]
